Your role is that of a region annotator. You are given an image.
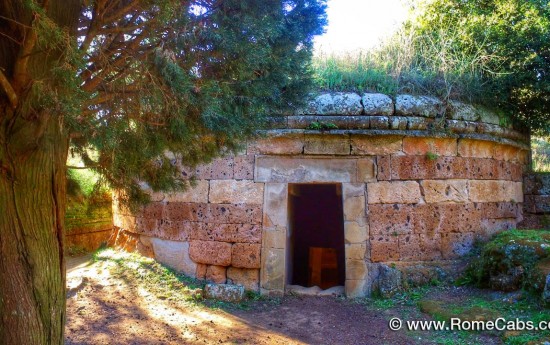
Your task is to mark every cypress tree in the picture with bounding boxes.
[0,1,326,343]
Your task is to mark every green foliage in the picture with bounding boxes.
[93,248,277,310]
[532,136,550,172]
[13,0,327,209]
[406,0,550,134]
[426,151,439,161]
[306,121,338,130]
[419,294,550,344]
[461,230,550,290]
[313,0,550,134]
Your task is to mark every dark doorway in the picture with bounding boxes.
[288,184,345,289]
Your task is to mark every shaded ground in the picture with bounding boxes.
[65,250,547,345]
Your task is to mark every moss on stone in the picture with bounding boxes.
[461,230,550,292]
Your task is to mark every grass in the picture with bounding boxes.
[92,248,277,311]
[420,293,550,345]
[312,23,490,105]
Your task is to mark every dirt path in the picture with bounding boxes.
[65,253,500,345]
[65,257,421,345]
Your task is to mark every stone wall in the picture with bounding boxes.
[519,173,550,230]
[112,92,531,297]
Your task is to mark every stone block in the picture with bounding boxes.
[458,139,495,159]
[346,259,367,280]
[357,158,376,182]
[421,179,469,203]
[524,195,550,214]
[195,157,234,180]
[407,117,431,130]
[345,279,367,298]
[399,234,442,261]
[362,93,394,115]
[260,248,285,291]
[231,243,261,268]
[493,145,521,163]
[204,283,244,302]
[441,232,475,259]
[390,156,470,180]
[263,183,288,227]
[195,263,207,280]
[524,173,550,195]
[343,194,366,221]
[248,133,304,155]
[135,217,158,235]
[447,100,480,122]
[113,214,136,231]
[191,223,261,243]
[136,236,155,258]
[403,137,457,156]
[347,116,371,129]
[150,239,197,278]
[205,265,227,284]
[368,204,414,236]
[368,116,390,129]
[141,202,164,219]
[164,202,201,222]
[189,240,232,266]
[156,220,192,241]
[227,267,260,292]
[390,116,408,130]
[164,180,209,203]
[302,92,363,115]
[304,134,350,155]
[376,156,391,181]
[395,95,443,117]
[345,243,367,260]
[370,235,399,262]
[209,180,264,205]
[233,155,255,180]
[344,221,368,244]
[469,180,523,203]
[351,135,403,155]
[367,181,421,204]
[262,227,286,249]
[478,107,501,125]
[255,156,357,183]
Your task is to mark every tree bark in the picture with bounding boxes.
[0,106,68,344]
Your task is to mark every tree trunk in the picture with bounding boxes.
[0,106,68,344]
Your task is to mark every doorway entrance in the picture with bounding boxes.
[288,184,345,289]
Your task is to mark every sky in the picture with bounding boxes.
[314,0,409,53]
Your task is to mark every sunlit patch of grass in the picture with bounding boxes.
[91,248,276,310]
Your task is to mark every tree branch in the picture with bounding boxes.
[0,69,18,108]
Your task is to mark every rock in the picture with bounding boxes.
[478,106,501,125]
[301,93,363,115]
[208,180,264,205]
[227,267,260,291]
[542,274,550,304]
[362,93,394,115]
[287,285,323,296]
[490,266,524,292]
[318,285,345,297]
[378,264,402,298]
[150,239,197,278]
[395,95,443,118]
[204,284,245,302]
[206,265,227,284]
[231,243,261,268]
[447,100,480,122]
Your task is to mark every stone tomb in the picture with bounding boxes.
[112,92,531,297]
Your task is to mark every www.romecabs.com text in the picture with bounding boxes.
[388,317,550,332]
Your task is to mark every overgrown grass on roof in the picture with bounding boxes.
[312,25,489,104]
